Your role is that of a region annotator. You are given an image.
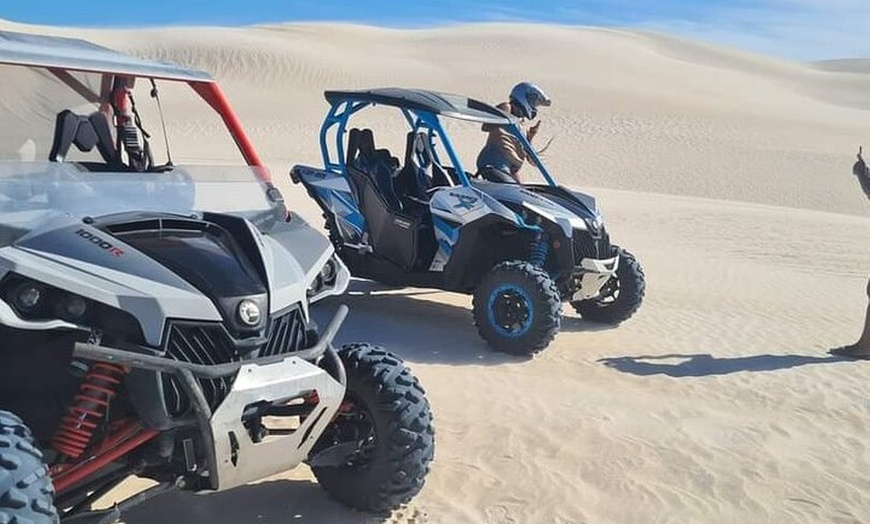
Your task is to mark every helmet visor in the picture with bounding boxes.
[527,91,551,108]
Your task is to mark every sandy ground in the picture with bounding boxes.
[1,18,869,524]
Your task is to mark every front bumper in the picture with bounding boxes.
[208,346,344,491]
[571,256,619,301]
[568,226,618,301]
[73,305,350,493]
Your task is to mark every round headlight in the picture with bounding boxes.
[237,299,261,326]
[320,258,337,284]
[62,295,88,319]
[15,284,42,310]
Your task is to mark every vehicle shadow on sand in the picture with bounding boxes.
[597,353,846,378]
[122,479,400,524]
[312,279,613,365]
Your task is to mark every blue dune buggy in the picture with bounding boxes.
[291,88,645,356]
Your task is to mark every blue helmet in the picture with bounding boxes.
[509,82,551,120]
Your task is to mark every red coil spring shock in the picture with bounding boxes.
[52,362,127,460]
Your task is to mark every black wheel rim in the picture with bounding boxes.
[597,276,621,304]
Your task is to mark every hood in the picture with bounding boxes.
[5,212,219,344]
[2,209,337,346]
[6,211,285,343]
[98,212,270,334]
[471,181,603,237]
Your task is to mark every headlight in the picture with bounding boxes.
[307,275,323,298]
[11,280,43,311]
[321,257,337,286]
[60,295,88,321]
[237,299,262,327]
[307,255,340,298]
[0,273,144,342]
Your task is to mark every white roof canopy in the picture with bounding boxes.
[0,30,213,82]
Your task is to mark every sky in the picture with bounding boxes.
[2,0,868,61]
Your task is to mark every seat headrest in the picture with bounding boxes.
[359,129,375,154]
[347,127,377,166]
[49,110,117,164]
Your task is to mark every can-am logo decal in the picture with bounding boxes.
[75,229,124,257]
[449,192,479,211]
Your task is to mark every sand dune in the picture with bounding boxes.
[1,18,869,524]
[3,19,870,214]
[813,58,870,74]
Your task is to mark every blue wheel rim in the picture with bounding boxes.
[487,284,534,338]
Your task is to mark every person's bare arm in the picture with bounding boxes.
[527,121,540,142]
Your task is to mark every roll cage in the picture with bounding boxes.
[318,88,556,187]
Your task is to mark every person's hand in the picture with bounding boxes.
[527,121,541,141]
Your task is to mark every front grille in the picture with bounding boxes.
[572,229,612,263]
[162,304,309,415]
[261,306,308,357]
[162,323,238,415]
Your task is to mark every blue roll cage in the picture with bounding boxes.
[317,99,557,187]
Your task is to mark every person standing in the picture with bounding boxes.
[830,148,870,360]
